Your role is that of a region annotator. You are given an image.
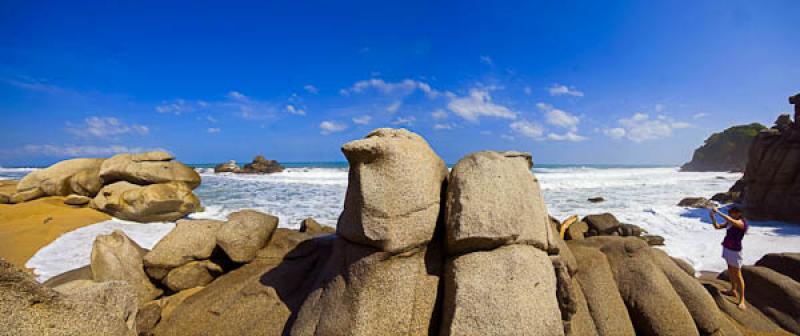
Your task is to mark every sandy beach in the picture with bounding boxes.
[0,180,110,270]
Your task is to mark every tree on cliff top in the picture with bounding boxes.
[681,123,766,172]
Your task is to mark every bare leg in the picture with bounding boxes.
[732,266,747,309]
[723,264,737,296]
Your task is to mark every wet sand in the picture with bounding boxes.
[0,180,110,270]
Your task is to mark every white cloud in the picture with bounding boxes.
[5,76,65,94]
[693,112,709,119]
[431,109,448,120]
[320,121,347,134]
[612,113,691,142]
[303,84,319,94]
[340,78,439,98]
[352,115,372,125]
[285,104,306,116]
[156,99,193,115]
[386,101,402,113]
[548,84,584,97]
[157,91,277,120]
[538,103,580,131]
[433,123,453,130]
[510,120,545,139]
[207,127,221,134]
[392,116,416,126]
[501,134,515,140]
[66,117,149,139]
[227,91,247,100]
[480,55,494,65]
[547,131,587,142]
[603,127,626,139]
[448,89,517,122]
[20,144,166,157]
[671,121,692,129]
[523,86,533,95]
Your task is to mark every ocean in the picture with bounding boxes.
[3,163,800,281]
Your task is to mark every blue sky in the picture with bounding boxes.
[1,1,798,166]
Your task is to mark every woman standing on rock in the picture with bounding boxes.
[710,206,748,309]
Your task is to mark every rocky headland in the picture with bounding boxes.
[2,128,798,336]
[681,123,765,172]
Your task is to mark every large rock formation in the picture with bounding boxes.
[91,181,201,222]
[99,152,200,189]
[444,151,552,255]
[681,123,766,172]
[14,158,105,201]
[0,258,135,336]
[441,150,563,336]
[738,100,800,222]
[337,128,448,253]
[11,151,203,223]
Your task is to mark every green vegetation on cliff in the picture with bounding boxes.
[681,123,766,172]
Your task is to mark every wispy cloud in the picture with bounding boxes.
[386,101,402,113]
[392,116,416,126]
[303,84,319,94]
[603,127,626,139]
[352,115,372,125]
[538,103,580,131]
[66,117,149,139]
[155,99,194,115]
[4,75,65,94]
[547,131,587,142]
[448,88,517,122]
[320,120,347,134]
[340,78,439,98]
[285,104,306,115]
[17,144,166,157]
[510,120,545,139]
[480,55,494,66]
[207,127,221,134]
[609,113,692,142]
[548,84,584,97]
[431,109,448,120]
[693,112,709,119]
[433,123,454,130]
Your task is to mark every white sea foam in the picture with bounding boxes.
[26,219,175,282]
[23,165,800,281]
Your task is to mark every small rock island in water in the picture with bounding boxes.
[214,155,285,174]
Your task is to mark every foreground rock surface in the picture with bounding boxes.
[216,210,278,263]
[143,219,223,276]
[441,244,562,336]
[91,230,162,305]
[0,258,134,336]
